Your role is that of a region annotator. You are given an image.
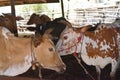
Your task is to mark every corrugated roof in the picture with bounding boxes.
[0,0,59,6]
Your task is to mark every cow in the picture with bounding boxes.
[27,13,51,25]
[0,13,24,36]
[0,26,66,77]
[56,20,120,80]
[0,13,18,35]
[27,17,70,45]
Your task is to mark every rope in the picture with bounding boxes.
[58,32,83,52]
[74,56,95,80]
[31,35,36,63]
[59,31,95,80]
[78,33,84,58]
[36,62,42,80]
[73,34,95,80]
[30,35,43,79]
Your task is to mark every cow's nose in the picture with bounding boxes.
[59,64,66,73]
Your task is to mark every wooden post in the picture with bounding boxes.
[10,0,18,36]
[61,0,64,18]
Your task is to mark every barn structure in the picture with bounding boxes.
[0,0,120,80]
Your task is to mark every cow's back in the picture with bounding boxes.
[81,23,120,67]
[85,24,120,58]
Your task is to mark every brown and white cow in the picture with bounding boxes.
[56,20,120,80]
[0,26,66,76]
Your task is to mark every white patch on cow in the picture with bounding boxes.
[1,27,10,39]
[100,40,111,52]
[0,55,32,76]
[81,54,117,69]
[112,37,116,46]
[85,37,98,48]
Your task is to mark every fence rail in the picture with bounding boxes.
[17,2,120,29]
[66,5,119,27]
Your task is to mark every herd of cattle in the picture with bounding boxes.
[0,13,120,80]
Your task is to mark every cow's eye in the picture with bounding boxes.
[49,48,54,52]
[63,36,68,40]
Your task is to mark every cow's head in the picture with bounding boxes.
[27,13,40,25]
[27,17,67,45]
[0,13,17,34]
[32,31,66,73]
[56,23,99,56]
[39,14,51,24]
[27,13,51,25]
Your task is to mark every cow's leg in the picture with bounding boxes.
[95,66,101,80]
[110,61,118,80]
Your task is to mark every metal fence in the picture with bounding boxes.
[66,5,119,27]
[17,1,120,31]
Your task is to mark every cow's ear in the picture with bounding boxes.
[33,37,42,47]
[45,28,53,34]
[58,20,72,28]
[73,25,92,33]
[42,32,52,40]
[27,27,36,31]
[80,25,93,32]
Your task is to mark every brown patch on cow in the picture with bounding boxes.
[84,24,119,59]
[32,36,42,47]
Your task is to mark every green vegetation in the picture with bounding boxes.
[19,4,48,13]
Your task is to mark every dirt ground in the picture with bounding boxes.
[0,54,120,80]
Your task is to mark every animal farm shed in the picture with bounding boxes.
[0,0,120,80]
